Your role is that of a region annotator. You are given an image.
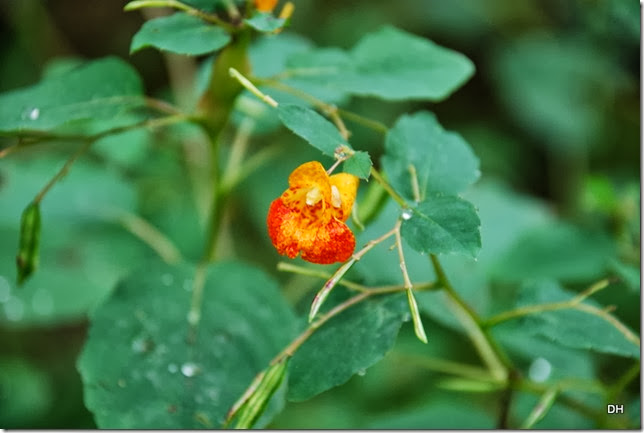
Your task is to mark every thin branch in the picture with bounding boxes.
[33,140,92,204]
[308,225,398,321]
[229,68,278,108]
[276,262,368,292]
[124,0,236,31]
[113,210,183,264]
[369,167,407,207]
[394,220,427,343]
[482,279,639,347]
[521,387,559,429]
[430,254,510,382]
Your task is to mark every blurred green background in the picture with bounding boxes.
[0,0,639,428]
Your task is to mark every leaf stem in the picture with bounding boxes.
[369,167,407,207]
[482,279,639,347]
[394,220,427,343]
[124,0,236,31]
[520,386,559,429]
[308,225,398,321]
[229,68,278,107]
[112,210,183,264]
[430,254,510,382]
[33,140,92,204]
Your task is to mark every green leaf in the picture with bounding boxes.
[277,104,349,156]
[609,259,640,293]
[514,280,639,358]
[401,195,481,258]
[130,13,231,55]
[490,222,616,283]
[365,395,495,429]
[287,293,407,401]
[382,111,480,201]
[283,26,475,101]
[342,25,475,100]
[0,156,149,327]
[0,57,144,134]
[244,12,286,33]
[78,260,297,428]
[342,150,371,179]
[16,201,41,285]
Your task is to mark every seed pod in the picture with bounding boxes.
[234,357,289,429]
[16,201,41,285]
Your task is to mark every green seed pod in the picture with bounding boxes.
[16,201,41,285]
[234,357,289,429]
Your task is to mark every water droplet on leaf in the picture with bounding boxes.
[357,369,366,376]
[28,108,40,120]
[401,209,413,220]
[181,362,200,377]
[528,357,552,383]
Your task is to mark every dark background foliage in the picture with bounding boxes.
[0,0,639,428]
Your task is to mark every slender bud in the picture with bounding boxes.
[16,201,41,285]
[233,357,289,429]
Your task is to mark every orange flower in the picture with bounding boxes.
[267,161,359,264]
[254,0,278,12]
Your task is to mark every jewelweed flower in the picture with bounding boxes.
[267,161,359,264]
[254,0,278,12]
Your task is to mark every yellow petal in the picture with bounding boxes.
[329,172,359,221]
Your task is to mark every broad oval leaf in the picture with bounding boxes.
[131,13,231,55]
[287,292,407,402]
[511,280,639,358]
[279,26,475,101]
[401,195,481,258]
[244,12,286,33]
[78,260,297,428]
[342,150,372,179]
[382,111,479,201]
[342,25,475,100]
[0,57,144,134]
[277,104,348,156]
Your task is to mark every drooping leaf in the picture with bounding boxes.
[277,103,349,156]
[130,13,231,55]
[401,195,481,258]
[244,12,286,33]
[382,111,480,201]
[0,57,144,134]
[490,222,616,283]
[342,150,372,179]
[78,260,297,429]
[282,26,475,101]
[287,292,408,401]
[511,280,639,358]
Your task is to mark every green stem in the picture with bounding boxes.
[370,167,407,207]
[124,0,236,31]
[34,140,92,204]
[430,254,510,382]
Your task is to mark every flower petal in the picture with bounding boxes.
[329,173,359,221]
[287,161,331,202]
[300,218,355,264]
[267,197,355,264]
